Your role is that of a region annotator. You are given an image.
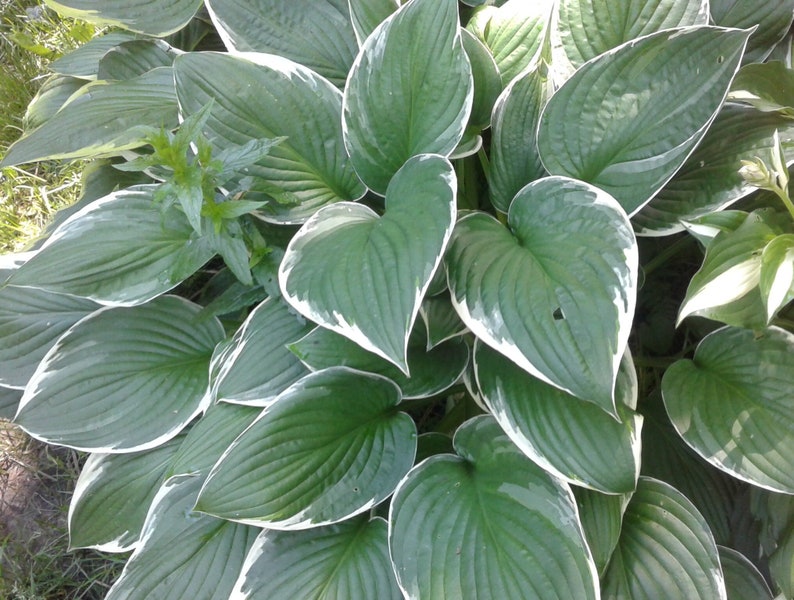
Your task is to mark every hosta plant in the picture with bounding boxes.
[2,0,794,598]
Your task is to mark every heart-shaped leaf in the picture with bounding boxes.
[205,0,358,87]
[16,296,223,452]
[174,51,364,224]
[474,342,642,493]
[280,154,456,372]
[231,516,401,599]
[342,0,472,194]
[710,0,794,64]
[196,367,416,529]
[662,326,794,493]
[389,416,599,599]
[601,477,726,599]
[446,176,637,414]
[45,0,202,36]
[537,26,751,216]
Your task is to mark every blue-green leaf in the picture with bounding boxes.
[45,0,203,36]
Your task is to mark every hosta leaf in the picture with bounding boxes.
[681,210,750,246]
[679,211,777,324]
[489,63,551,213]
[69,436,184,551]
[770,523,794,599]
[389,416,598,600]
[342,0,472,194]
[174,52,364,224]
[289,324,468,400]
[348,0,399,45]
[211,297,312,406]
[574,488,631,577]
[662,326,794,493]
[280,154,455,372]
[196,367,416,529]
[719,546,774,600]
[0,286,99,389]
[460,28,501,130]
[106,475,258,600]
[206,0,355,89]
[45,0,203,36]
[49,31,138,79]
[634,105,794,235]
[7,187,215,306]
[1,67,177,166]
[730,61,794,114]
[23,74,86,130]
[474,342,642,493]
[760,234,794,322]
[446,176,637,414]
[232,516,401,599]
[0,386,22,420]
[556,0,709,69]
[537,26,751,217]
[601,477,726,599]
[419,293,467,349]
[16,296,223,452]
[710,0,794,64]
[97,40,176,80]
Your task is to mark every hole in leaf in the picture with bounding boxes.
[552,307,565,321]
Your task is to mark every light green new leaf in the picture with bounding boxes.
[719,546,774,600]
[68,436,184,551]
[574,488,631,577]
[16,296,224,452]
[389,416,598,600]
[0,285,99,389]
[601,477,726,599]
[49,31,138,79]
[538,27,751,217]
[106,475,258,600]
[489,63,552,213]
[634,105,794,235]
[206,0,357,88]
[196,367,416,529]
[289,324,468,400]
[710,0,794,64]
[23,74,86,130]
[7,187,215,306]
[662,326,794,493]
[342,0,472,194]
[474,342,642,493]
[730,61,794,115]
[211,297,312,406]
[760,234,794,322]
[446,176,637,414]
[0,386,21,421]
[279,154,455,372]
[97,40,176,81]
[1,67,177,166]
[679,211,777,324]
[419,293,467,349]
[556,0,709,69]
[232,516,401,599]
[174,52,364,223]
[348,0,399,45]
[45,0,203,36]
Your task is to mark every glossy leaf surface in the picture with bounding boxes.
[710,0,794,64]
[45,0,202,36]
[719,546,774,600]
[760,234,794,322]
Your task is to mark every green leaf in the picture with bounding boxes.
[16,296,224,452]
[678,211,777,324]
[770,523,794,599]
[0,285,99,389]
[7,187,215,306]
[681,210,750,246]
[389,416,598,600]
[196,367,416,528]
[474,342,642,493]
[489,63,551,213]
[342,0,472,194]
[49,31,139,79]
[574,488,631,577]
[97,40,176,80]
[348,0,398,45]
[205,0,358,88]
[662,326,794,493]
[634,106,794,235]
[1,67,178,166]
[537,26,751,217]
[730,61,794,115]
[45,0,203,36]
[556,0,709,70]
[0,386,22,420]
[466,0,553,86]
[760,234,794,322]
[719,546,774,600]
[601,477,726,599]
[419,293,468,349]
[68,436,184,551]
[174,52,364,224]
[23,75,86,130]
[460,28,502,130]
[446,176,637,414]
[231,516,401,599]
[105,475,258,600]
[710,0,794,64]
[210,297,312,406]
[280,154,455,372]
[289,323,468,400]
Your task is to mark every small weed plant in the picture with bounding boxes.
[1,0,793,598]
